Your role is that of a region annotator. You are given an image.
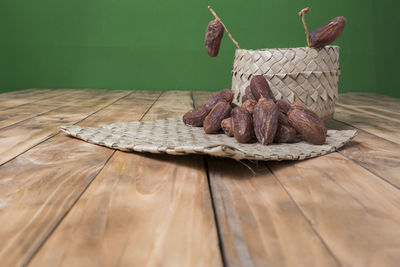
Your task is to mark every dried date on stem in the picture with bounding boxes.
[205,89,234,110]
[287,106,327,145]
[205,19,224,57]
[250,75,276,102]
[231,107,254,143]
[183,105,210,127]
[310,16,346,48]
[221,117,234,137]
[253,98,278,145]
[204,101,232,134]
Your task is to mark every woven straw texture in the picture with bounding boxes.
[231,46,340,121]
[61,117,357,161]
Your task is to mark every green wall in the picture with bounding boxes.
[0,0,399,97]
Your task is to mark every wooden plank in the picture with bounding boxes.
[0,90,131,166]
[0,89,98,129]
[140,90,194,120]
[326,119,400,189]
[334,104,400,144]
[78,90,161,126]
[336,103,400,123]
[269,153,400,267]
[29,90,222,267]
[0,89,48,99]
[0,89,64,110]
[207,158,339,267]
[338,93,400,113]
[0,90,160,266]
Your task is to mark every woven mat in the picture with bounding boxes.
[61,117,357,161]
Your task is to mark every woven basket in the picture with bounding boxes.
[231,46,340,121]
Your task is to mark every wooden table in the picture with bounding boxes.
[0,89,399,267]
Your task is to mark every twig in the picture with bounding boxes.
[299,7,311,47]
[208,5,241,49]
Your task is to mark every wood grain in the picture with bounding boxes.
[0,89,63,110]
[326,119,400,189]
[269,153,400,267]
[78,90,161,126]
[334,104,400,144]
[208,158,339,267]
[338,93,400,113]
[0,89,100,129]
[0,90,131,166]
[141,90,194,120]
[0,135,114,267]
[0,90,160,266]
[30,152,221,267]
[29,90,222,267]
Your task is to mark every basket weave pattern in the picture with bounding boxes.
[231,46,340,120]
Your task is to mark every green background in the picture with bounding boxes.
[0,0,399,97]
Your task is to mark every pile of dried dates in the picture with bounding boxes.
[183,75,327,145]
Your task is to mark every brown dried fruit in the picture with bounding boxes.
[203,101,232,134]
[250,75,276,102]
[310,16,346,48]
[205,19,224,57]
[253,98,278,145]
[221,117,234,137]
[231,107,254,143]
[241,99,257,115]
[241,86,256,103]
[290,101,306,109]
[278,111,290,126]
[183,105,210,127]
[287,107,327,145]
[289,102,327,134]
[276,99,291,115]
[275,112,296,143]
[205,89,234,110]
[275,124,297,143]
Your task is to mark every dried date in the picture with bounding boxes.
[275,124,297,143]
[310,16,346,48]
[231,107,254,143]
[253,98,278,145]
[241,86,256,103]
[241,99,256,115]
[276,99,291,115]
[221,117,234,137]
[205,19,224,57]
[287,107,327,145]
[203,101,232,134]
[275,112,296,143]
[205,89,234,110]
[183,105,210,127]
[250,75,276,102]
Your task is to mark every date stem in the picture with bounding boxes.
[208,5,241,49]
[299,7,311,47]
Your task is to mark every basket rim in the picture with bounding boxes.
[235,45,339,53]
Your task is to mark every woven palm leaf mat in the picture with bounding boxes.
[61,117,357,161]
